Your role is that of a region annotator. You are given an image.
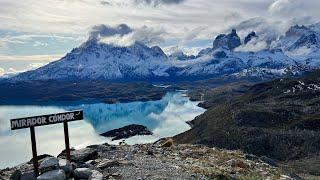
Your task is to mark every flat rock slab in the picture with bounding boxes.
[37,169,65,180]
[39,157,59,173]
[20,171,36,180]
[96,159,130,169]
[59,148,98,163]
[73,168,93,179]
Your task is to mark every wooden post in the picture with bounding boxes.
[30,127,39,177]
[10,110,83,175]
[63,121,71,161]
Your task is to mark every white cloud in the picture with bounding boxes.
[286,46,313,57]
[0,54,63,61]
[0,62,49,77]
[163,45,202,56]
[33,41,49,47]
[28,62,48,69]
[98,24,167,46]
[7,67,21,74]
[0,67,25,77]
[0,40,6,50]
[235,37,268,52]
[100,0,185,7]
[268,0,301,15]
[89,24,133,39]
[133,0,185,7]
[0,67,4,76]
[1,0,320,70]
[1,0,320,42]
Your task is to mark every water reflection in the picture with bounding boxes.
[0,92,205,168]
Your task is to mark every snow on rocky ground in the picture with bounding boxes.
[283,80,320,94]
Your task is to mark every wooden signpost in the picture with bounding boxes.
[10,110,84,176]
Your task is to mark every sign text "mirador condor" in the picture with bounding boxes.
[11,110,83,130]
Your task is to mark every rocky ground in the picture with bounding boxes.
[0,140,294,180]
[177,71,320,179]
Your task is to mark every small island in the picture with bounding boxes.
[100,124,153,141]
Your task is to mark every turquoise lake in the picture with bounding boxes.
[0,92,205,168]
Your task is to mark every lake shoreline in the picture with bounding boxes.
[0,81,171,106]
[0,92,206,169]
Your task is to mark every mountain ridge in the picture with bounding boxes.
[7,22,320,82]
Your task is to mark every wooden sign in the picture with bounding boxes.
[11,110,83,130]
[10,110,84,177]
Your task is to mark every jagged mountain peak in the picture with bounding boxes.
[169,50,196,61]
[273,23,320,54]
[150,46,168,59]
[213,29,241,50]
[285,25,311,37]
[71,38,168,62]
[12,38,170,81]
[288,32,320,51]
[244,31,258,44]
[6,22,320,82]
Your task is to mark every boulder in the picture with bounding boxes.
[106,173,122,179]
[161,138,174,147]
[29,154,53,164]
[147,150,154,156]
[260,156,278,167]
[60,148,98,163]
[73,168,93,179]
[89,170,103,180]
[96,159,130,169]
[37,170,65,180]
[77,162,94,169]
[245,154,259,161]
[20,171,36,180]
[96,159,120,169]
[86,160,97,166]
[10,169,21,180]
[153,138,167,146]
[58,159,73,177]
[235,160,248,169]
[39,157,59,173]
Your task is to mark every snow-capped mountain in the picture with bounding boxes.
[10,23,320,82]
[212,29,241,50]
[244,31,258,44]
[168,50,196,61]
[271,24,320,70]
[14,38,171,81]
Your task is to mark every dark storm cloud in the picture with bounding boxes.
[100,1,111,6]
[89,24,167,46]
[89,24,133,39]
[100,0,185,7]
[134,0,185,6]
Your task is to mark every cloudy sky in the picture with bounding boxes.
[0,0,320,75]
